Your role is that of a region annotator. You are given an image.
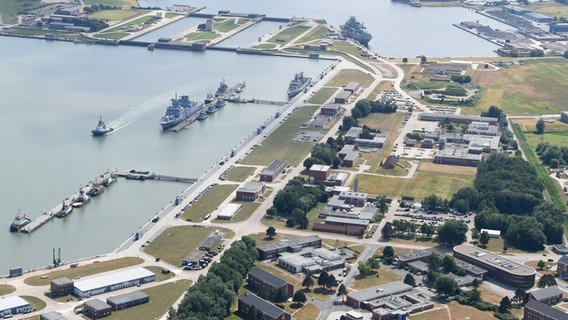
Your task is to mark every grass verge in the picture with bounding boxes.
[308,87,339,105]
[225,166,256,182]
[0,285,16,296]
[182,184,238,221]
[144,266,176,282]
[22,295,46,312]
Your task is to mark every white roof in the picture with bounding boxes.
[480,229,501,236]
[310,164,331,172]
[74,267,154,293]
[0,296,29,311]
[218,203,242,218]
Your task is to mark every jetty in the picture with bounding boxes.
[170,81,246,133]
[116,170,197,183]
[20,171,116,234]
[225,98,287,106]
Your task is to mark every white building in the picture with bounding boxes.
[0,296,31,317]
[217,203,242,220]
[74,267,155,298]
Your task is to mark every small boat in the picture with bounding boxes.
[204,92,215,104]
[88,185,105,197]
[10,212,30,232]
[55,201,73,218]
[197,111,208,120]
[72,191,91,208]
[91,116,114,136]
[410,0,422,7]
[215,98,226,108]
[235,87,243,93]
[206,104,217,114]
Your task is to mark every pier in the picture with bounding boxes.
[20,171,116,234]
[116,171,197,183]
[170,81,247,133]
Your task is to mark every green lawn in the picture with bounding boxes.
[267,26,310,44]
[104,15,154,33]
[88,10,140,20]
[184,32,219,41]
[22,295,46,312]
[254,43,278,49]
[84,0,138,8]
[224,166,256,182]
[144,266,176,282]
[0,285,15,296]
[25,257,144,286]
[350,268,402,290]
[0,0,41,24]
[331,40,373,60]
[214,202,260,223]
[182,184,238,221]
[215,18,239,33]
[165,12,184,19]
[326,69,375,88]
[144,225,222,266]
[241,105,320,166]
[296,25,330,43]
[307,87,339,105]
[97,32,130,40]
[106,280,192,320]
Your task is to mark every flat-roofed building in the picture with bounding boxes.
[321,104,341,116]
[248,267,294,298]
[106,291,150,311]
[434,147,483,167]
[558,255,568,278]
[84,299,112,319]
[342,150,359,167]
[182,249,206,265]
[397,250,434,267]
[73,267,155,298]
[277,248,345,274]
[334,90,352,104]
[217,203,241,220]
[480,229,500,238]
[50,277,74,297]
[260,160,287,182]
[238,292,292,320]
[257,235,322,260]
[199,233,223,252]
[346,281,413,308]
[552,245,568,255]
[524,298,568,320]
[236,182,265,201]
[344,82,360,93]
[312,223,366,236]
[453,244,535,288]
[355,135,387,149]
[527,286,563,305]
[40,311,69,320]
[454,258,488,279]
[523,12,554,23]
[467,121,499,136]
[419,113,498,125]
[309,164,331,183]
[345,127,363,140]
[0,296,31,318]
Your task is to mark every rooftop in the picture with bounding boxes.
[454,245,535,276]
[85,299,111,311]
[40,311,68,320]
[74,267,154,293]
[325,216,370,226]
[0,296,29,311]
[528,286,563,302]
[239,292,288,318]
[524,298,568,320]
[310,164,331,172]
[217,203,241,219]
[262,160,287,176]
[257,235,320,252]
[248,266,289,288]
[107,291,149,305]
[348,281,412,302]
[51,277,73,286]
[238,182,265,193]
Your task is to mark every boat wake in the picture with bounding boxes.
[106,93,173,132]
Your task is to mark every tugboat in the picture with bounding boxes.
[204,92,215,104]
[88,184,105,197]
[340,17,373,47]
[159,95,199,130]
[55,201,73,218]
[215,80,229,97]
[72,191,91,208]
[215,98,226,108]
[197,111,208,120]
[10,212,30,232]
[287,72,312,98]
[91,116,114,136]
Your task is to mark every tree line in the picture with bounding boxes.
[536,142,568,168]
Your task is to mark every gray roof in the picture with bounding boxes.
[397,250,434,263]
[200,234,222,249]
[85,299,111,311]
[524,298,568,320]
[347,281,412,302]
[257,235,321,252]
[238,182,265,193]
[248,266,289,288]
[559,255,568,265]
[529,286,563,302]
[51,277,73,286]
[40,311,69,320]
[408,261,429,272]
[454,258,487,276]
[261,160,286,176]
[325,216,370,226]
[106,291,149,306]
[239,292,288,318]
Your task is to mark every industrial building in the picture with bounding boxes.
[236,182,266,201]
[73,267,155,298]
[344,82,361,93]
[334,90,353,104]
[277,248,345,274]
[453,244,535,288]
[217,203,242,220]
[40,311,69,320]
[550,22,568,33]
[0,296,31,318]
[182,249,207,265]
[238,292,291,320]
[523,12,554,23]
[247,267,294,298]
[523,298,568,320]
[83,299,112,319]
[260,160,287,182]
[257,235,322,260]
[50,277,74,297]
[106,291,150,311]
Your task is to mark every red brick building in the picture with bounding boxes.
[236,182,266,201]
[248,267,294,299]
[309,164,330,183]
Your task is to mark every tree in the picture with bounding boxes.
[536,118,545,134]
[367,257,381,270]
[273,287,288,307]
[302,274,314,290]
[538,274,557,288]
[499,296,512,313]
[513,288,526,304]
[337,284,348,301]
[537,260,546,270]
[479,231,490,246]
[266,226,276,240]
[383,246,395,259]
[434,276,458,296]
[326,274,338,290]
[246,305,258,320]
[381,222,394,240]
[437,220,468,247]
[427,253,443,272]
[266,207,277,216]
[292,290,307,306]
[442,255,456,273]
[404,273,416,286]
[318,271,329,288]
[358,261,373,276]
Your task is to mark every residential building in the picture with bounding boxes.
[524,298,568,320]
[84,299,112,319]
[50,277,74,297]
[248,267,294,298]
[309,164,331,183]
[238,292,292,320]
[527,286,563,305]
[558,255,568,278]
[0,296,31,318]
[106,291,150,311]
[257,235,322,260]
[236,182,266,201]
[260,160,287,182]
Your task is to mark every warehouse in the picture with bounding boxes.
[106,291,150,311]
[73,267,155,298]
[0,296,31,318]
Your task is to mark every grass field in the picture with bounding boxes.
[366,81,396,100]
[291,302,320,320]
[297,25,329,43]
[181,184,238,221]
[329,41,372,60]
[224,166,256,182]
[357,112,405,171]
[350,268,402,290]
[267,26,310,44]
[410,307,450,320]
[214,18,239,33]
[105,280,191,320]
[144,266,176,282]
[25,257,144,286]
[470,58,568,115]
[97,32,129,40]
[254,43,278,49]
[0,285,15,296]
[184,32,219,41]
[22,295,46,312]
[241,105,320,166]
[88,10,140,20]
[525,260,557,275]
[326,69,375,88]
[418,162,477,176]
[214,202,260,223]
[144,226,229,266]
[308,87,339,105]
[105,15,154,32]
[0,0,41,24]
[447,301,495,320]
[526,2,568,19]
[246,232,300,247]
[84,0,138,7]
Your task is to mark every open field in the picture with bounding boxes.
[525,260,557,275]
[84,0,138,7]
[97,32,129,40]
[524,130,568,148]
[410,307,450,320]
[214,202,260,223]
[513,118,568,132]
[267,25,310,44]
[308,87,339,105]
[1,27,90,41]
[144,225,233,266]
[350,268,402,290]
[290,302,320,320]
[330,41,373,60]
[254,43,277,49]
[297,25,329,43]
[241,105,320,166]
[88,10,140,20]
[182,184,238,221]
[366,81,396,100]
[0,285,15,296]
[246,232,300,247]
[447,301,495,320]
[25,257,144,286]
[418,162,477,176]
[225,166,256,182]
[357,112,406,171]
[104,15,154,32]
[184,32,219,41]
[144,266,176,282]
[354,174,407,197]
[471,58,568,115]
[0,0,41,24]
[106,280,192,320]
[326,69,375,88]
[214,18,239,33]
[527,2,568,19]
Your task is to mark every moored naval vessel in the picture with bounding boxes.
[160,95,199,129]
[340,16,373,47]
[287,72,311,98]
